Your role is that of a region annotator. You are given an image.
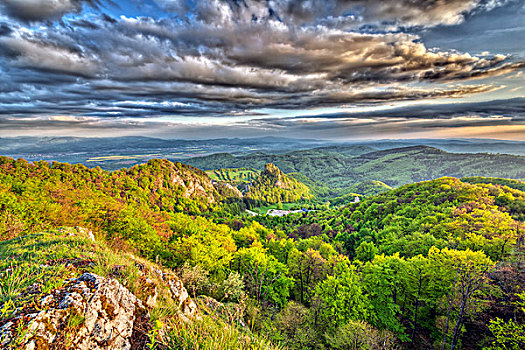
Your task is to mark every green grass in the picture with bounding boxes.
[0,228,168,321]
[0,231,93,318]
[166,309,283,350]
[67,311,86,328]
[0,228,284,350]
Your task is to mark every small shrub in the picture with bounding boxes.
[180,262,210,297]
[325,320,399,350]
[221,271,245,302]
[67,310,85,329]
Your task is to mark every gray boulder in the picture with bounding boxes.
[2,273,145,350]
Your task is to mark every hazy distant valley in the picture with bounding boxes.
[3,137,525,171]
[3,137,524,200]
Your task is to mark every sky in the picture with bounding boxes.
[0,0,524,140]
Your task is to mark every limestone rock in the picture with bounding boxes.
[153,269,199,322]
[55,226,95,242]
[215,182,243,198]
[75,226,96,242]
[144,278,158,308]
[2,273,145,350]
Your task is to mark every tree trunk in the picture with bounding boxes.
[411,273,423,342]
[450,293,468,350]
[442,266,460,350]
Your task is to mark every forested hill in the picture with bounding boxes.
[462,176,525,192]
[186,145,525,191]
[0,157,234,241]
[1,156,525,349]
[252,176,525,348]
[259,177,525,260]
[246,163,312,203]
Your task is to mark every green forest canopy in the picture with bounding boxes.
[1,156,524,349]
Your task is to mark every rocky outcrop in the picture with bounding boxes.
[152,268,199,322]
[0,229,202,350]
[128,159,219,204]
[56,226,95,242]
[143,277,158,308]
[215,181,244,198]
[1,273,145,350]
[263,163,287,188]
[246,163,312,203]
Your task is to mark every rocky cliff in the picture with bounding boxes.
[125,158,221,204]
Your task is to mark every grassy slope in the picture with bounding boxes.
[0,228,280,350]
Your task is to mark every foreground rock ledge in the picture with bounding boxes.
[2,273,145,350]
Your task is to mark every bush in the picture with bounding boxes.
[325,320,399,350]
[221,271,245,302]
[180,262,210,297]
[274,301,317,349]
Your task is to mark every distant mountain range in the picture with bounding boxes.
[1,136,524,197]
[0,136,328,155]
[186,145,525,197]
[1,136,524,167]
[0,136,334,169]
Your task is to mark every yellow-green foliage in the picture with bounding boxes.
[2,156,524,350]
[487,292,525,350]
[264,177,523,261]
[247,164,311,203]
[0,229,283,350]
[206,168,261,184]
[0,157,233,267]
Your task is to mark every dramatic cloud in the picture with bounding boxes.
[0,0,100,22]
[156,0,515,27]
[0,13,521,114]
[294,97,525,120]
[0,0,523,139]
[0,35,99,76]
[239,98,525,140]
[2,99,524,140]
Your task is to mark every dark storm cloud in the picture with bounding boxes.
[242,98,525,139]
[2,98,524,140]
[0,0,102,22]
[0,23,13,36]
[244,98,525,138]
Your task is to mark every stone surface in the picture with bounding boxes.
[153,269,199,322]
[144,278,158,308]
[2,273,145,350]
[0,321,14,347]
[75,226,96,242]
